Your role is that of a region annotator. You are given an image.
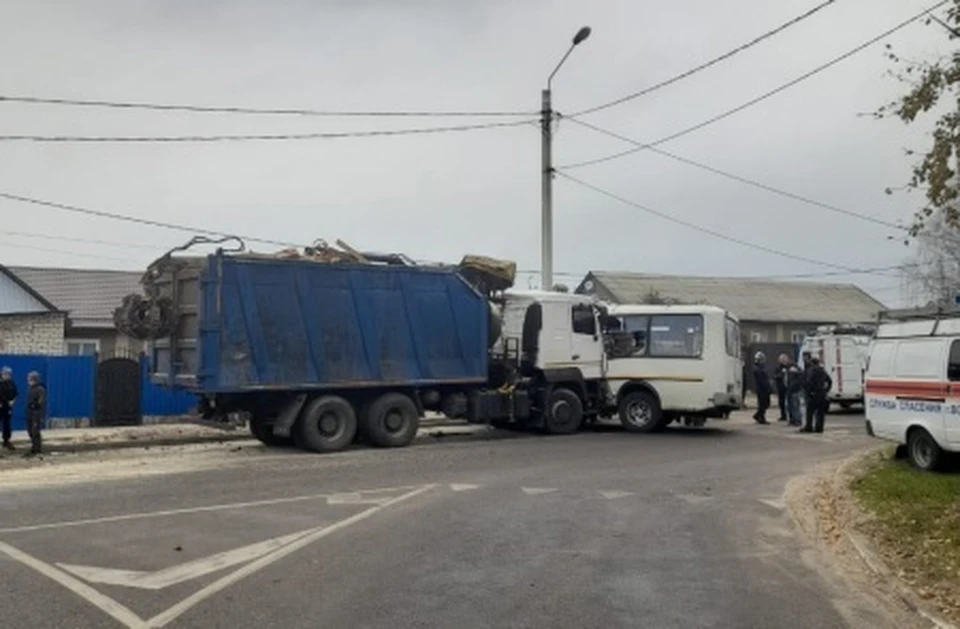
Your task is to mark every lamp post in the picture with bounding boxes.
[541,26,591,291]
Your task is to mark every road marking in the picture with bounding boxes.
[146,483,436,628]
[676,493,713,505]
[449,483,480,492]
[0,541,146,628]
[326,492,391,505]
[57,529,316,590]
[521,487,558,496]
[1,483,435,629]
[758,498,786,511]
[598,490,634,500]
[0,484,422,534]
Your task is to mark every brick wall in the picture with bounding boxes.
[0,312,67,355]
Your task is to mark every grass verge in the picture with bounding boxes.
[850,452,960,617]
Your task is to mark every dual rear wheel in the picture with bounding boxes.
[294,392,421,453]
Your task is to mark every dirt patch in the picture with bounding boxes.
[785,447,958,628]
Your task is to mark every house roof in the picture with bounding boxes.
[7,266,142,328]
[0,265,60,314]
[577,272,886,324]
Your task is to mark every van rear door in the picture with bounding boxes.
[946,339,960,446]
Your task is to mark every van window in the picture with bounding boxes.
[893,339,944,380]
[571,304,596,336]
[948,340,960,381]
[649,314,703,358]
[725,317,740,358]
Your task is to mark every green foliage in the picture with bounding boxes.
[881,2,960,235]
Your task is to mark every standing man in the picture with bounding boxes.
[785,357,805,427]
[0,366,16,450]
[25,371,45,457]
[802,357,832,434]
[752,352,771,425]
[774,354,789,421]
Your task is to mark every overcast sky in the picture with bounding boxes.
[0,0,946,307]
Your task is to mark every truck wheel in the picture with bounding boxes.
[543,388,583,435]
[907,428,943,471]
[297,396,357,453]
[362,393,420,448]
[618,391,663,433]
[249,416,294,447]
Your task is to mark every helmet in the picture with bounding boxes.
[754,351,765,363]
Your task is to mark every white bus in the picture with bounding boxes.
[600,304,743,431]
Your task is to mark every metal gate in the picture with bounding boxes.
[95,357,142,426]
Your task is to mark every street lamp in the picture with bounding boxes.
[541,26,591,291]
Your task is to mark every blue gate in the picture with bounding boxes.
[0,355,96,431]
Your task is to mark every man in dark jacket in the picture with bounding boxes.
[0,366,16,451]
[25,371,45,456]
[773,354,789,421]
[752,352,771,425]
[802,357,832,434]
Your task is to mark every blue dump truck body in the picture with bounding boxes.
[155,253,490,393]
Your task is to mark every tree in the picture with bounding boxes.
[902,213,960,306]
[880,3,960,235]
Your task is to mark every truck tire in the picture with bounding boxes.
[361,393,420,448]
[249,417,294,447]
[907,428,943,471]
[542,388,583,435]
[297,396,357,453]
[618,390,663,434]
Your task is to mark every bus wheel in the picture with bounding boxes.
[618,391,663,434]
[297,396,357,453]
[543,388,583,435]
[362,393,420,448]
[907,428,943,471]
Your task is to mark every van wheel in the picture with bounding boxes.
[618,391,663,433]
[542,388,583,435]
[361,393,420,448]
[907,428,943,471]
[297,396,357,453]
[249,416,294,447]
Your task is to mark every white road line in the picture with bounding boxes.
[0,484,422,534]
[521,487,558,496]
[0,540,146,629]
[758,498,786,511]
[57,529,316,590]
[676,494,714,505]
[598,490,634,500]
[449,483,480,492]
[146,483,437,628]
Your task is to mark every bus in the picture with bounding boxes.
[600,304,743,431]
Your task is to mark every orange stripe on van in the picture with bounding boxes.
[864,379,950,397]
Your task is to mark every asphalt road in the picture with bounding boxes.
[0,412,910,629]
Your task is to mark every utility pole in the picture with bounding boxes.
[541,88,553,292]
[541,26,591,291]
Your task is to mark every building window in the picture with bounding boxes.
[749,330,768,343]
[649,314,703,358]
[791,331,806,344]
[65,340,99,356]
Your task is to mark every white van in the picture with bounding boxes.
[601,304,742,430]
[801,325,874,411]
[864,315,960,470]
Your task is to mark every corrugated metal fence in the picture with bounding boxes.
[0,354,194,430]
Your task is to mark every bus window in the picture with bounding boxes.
[725,317,741,358]
[649,314,703,358]
[622,315,649,355]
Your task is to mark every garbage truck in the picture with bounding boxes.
[116,238,741,453]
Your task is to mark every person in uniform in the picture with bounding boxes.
[0,367,16,450]
[25,371,45,457]
[752,352,771,425]
[802,357,832,434]
[774,354,790,421]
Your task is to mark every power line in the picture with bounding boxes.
[570,0,838,118]
[0,119,535,143]
[561,117,906,231]
[6,230,152,250]
[0,191,301,248]
[561,0,949,169]
[0,239,135,263]
[0,95,533,118]
[557,171,894,274]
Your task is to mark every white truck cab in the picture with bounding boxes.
[865,314,960,470]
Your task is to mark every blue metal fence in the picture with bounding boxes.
[0,354,195,429]
[0,354,96,430]
[139,356,196,417]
